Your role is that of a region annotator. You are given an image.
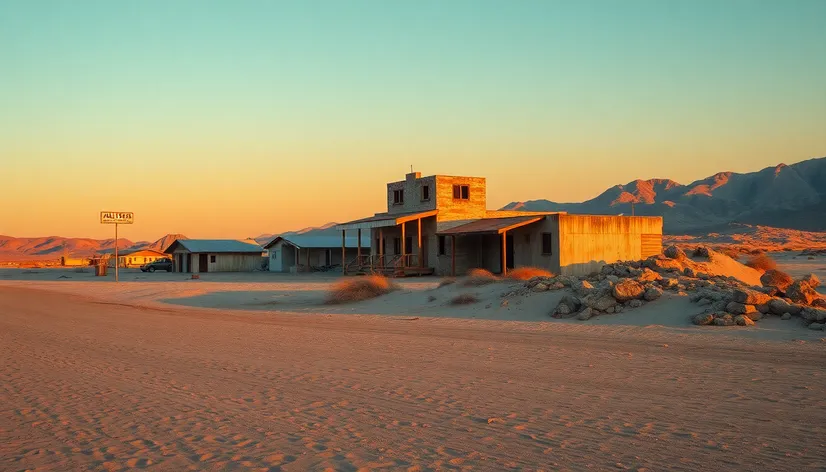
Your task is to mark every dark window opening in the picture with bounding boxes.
[393,189,404,205]
[438,235,446,255]
[405,236,413,255]
[210,255,216,263]
[453,184,470,200]
[393,238,401,255]
[541,233,553,255]
[421,185,430,201]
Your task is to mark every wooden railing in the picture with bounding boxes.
[346,254,424,274]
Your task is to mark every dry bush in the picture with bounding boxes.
[450,293,479,305]
[505,267,554,281]
[745,254,777,272]
[438,277,456,288]
[719,248,741,260]
[462,268,500,287]
[326,275,396,304]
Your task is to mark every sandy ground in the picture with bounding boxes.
[2,257,826,471]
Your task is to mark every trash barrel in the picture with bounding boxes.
[95,262,108,277]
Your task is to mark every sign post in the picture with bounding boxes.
[100,211,134,282]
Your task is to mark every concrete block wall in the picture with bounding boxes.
[386,173,437,215]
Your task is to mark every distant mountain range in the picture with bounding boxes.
[254,222,339,245]
[0,233,187,261]
[503,156,826,234]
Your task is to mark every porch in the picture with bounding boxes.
[336,210,438,277]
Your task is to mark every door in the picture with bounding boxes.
[186,254,192,273]
[325,249,331,266]
[506,234,514,270]
[199,253,209,273]
[421,237,429,267]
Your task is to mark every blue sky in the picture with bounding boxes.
[1,0,824,239]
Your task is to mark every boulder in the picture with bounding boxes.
[746,311,763,321]
[644,287,663,301]
[734,315,755,326]
[801,273,821,289]
[627,299,644,309]
[807,322,824,331]
[780,313,792,320]
[585,294,618,312]
[644,256,683,272]
[786,281,819,305]
[813,298,826,309]
[638,268,662,282]
[713,314,735,326]
[555,304,571,316]
[694,246,712,258]
[664,245,686,260]
[605,306,615,314]
[606,275,620,284]
[550,282,565,290]
[755,303,771,314]
[725,302,757,315]
[661,278,679,290]
[760,270,794,291]
[769,298,802,316]
[613,279,645,302]
[532,283,549,292]
[732,289,772,306]
[559,294,581,311]
[693,313,715,325]
[574,280,595,296]
[683,267,696,278]
[577,307,594,321]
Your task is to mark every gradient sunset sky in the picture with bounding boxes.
[2,0,824,241]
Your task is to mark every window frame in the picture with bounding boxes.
[393,189,404,205]
[438,235,446,256]
[210,255,217,263]
[421,185,430,201]
[453,184,470,200]
[541,233,553,255]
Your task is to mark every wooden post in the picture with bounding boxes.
[400,222,406,268]
[294,245,299,274]
[501,231,507,276]
[379,227,384,269]
[451,235,456,277]
[417,217,423,268]
[357,229,362,260]
[341,230,346,275]
[307,246,311,273]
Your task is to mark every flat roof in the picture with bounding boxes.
[438,216,545,235]
[335,210,438,230]
[264,234,371,250]
[164,239,263,254]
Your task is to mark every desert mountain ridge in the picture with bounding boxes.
[0,234,188,261]
[503,156,826,234]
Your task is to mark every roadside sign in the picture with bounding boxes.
[100,211,134,282]
[100,211,134,224]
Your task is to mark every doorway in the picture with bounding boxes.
[186,254,192,273]
[505,234,514,270]
[199,253,209,273]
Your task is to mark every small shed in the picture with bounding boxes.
[164,239,264,273]
[115,249,169,268]
[264,233,370,273]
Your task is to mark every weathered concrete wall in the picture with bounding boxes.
[557,215,663,276]
[211,254,262,272]
[434,175,487,222]
[386,173,437,215]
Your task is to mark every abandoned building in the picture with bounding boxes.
[164,239,264,273]
[335,172,663,277]
[264,233,371,273]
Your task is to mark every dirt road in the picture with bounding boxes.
[2,287,825,471]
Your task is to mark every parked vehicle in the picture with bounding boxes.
[140,259,173,273]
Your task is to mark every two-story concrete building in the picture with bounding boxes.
[336,172,663,277]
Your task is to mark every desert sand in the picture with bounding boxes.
[2,261,826,471]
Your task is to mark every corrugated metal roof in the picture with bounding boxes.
[120,249,167,257]
[336,210,438,230]
[265,234,371,249]
[437,216,545,235]
[164,239,263,254]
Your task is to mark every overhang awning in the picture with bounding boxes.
[437,216,545,235]
[335,210,438,231]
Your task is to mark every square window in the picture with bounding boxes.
[210,255,216,263]
[541,233,553,255]
[453,184,470,200]
[421,185,430,201]
[438,235,446,255]
[393,189,404,205]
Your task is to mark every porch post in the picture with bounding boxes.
[417,217,423,268]
[307,246,311,273]
[357,229,362,260]
[379,227,384,269]
[294,245,298,274]
[400,221,406,268]
[501,230,507,276]
[341,230,346,275]
[451,235,456,277]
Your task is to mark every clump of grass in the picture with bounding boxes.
[745,253,777,272]
[505,267,554,281]
[438,277,456,288]
[450,293,479,305]
[461,268,500,287]
[326,275,397,304]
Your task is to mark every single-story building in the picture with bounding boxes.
[336,172,663,277]
[113,249,169,268]
[164,239,265,273]
[263,233,371,273]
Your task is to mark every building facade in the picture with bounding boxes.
[337,172,663,276]
[164,239,264,273]
[264,233,371,273]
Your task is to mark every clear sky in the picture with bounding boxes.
[1,0,824,241]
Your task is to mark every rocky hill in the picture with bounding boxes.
[0,234,187,261]
[503,156,826,234]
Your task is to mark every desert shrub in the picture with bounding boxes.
[450,293,479,305]
[438,277,456,288]
[326,275,396,304]
[461,268,500,287]
[720,248,740,260]
[505,267,554,281]
[745,254,777,272]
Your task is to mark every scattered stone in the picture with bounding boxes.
[755,303,771,314]
[644,256,683,272]
[693,313,715,325]
[628,299,644,309]
[664,245,686,260]
[746,311,763,321]
[683,267,696,278]
[786,280,819,305]
[605,306,615,314]
[606,275,619,284]
[613,279,645,302]
[808,323,824,331]
[643,287,663,301]
[586,294,618,312]
[638,268,662,282]
[734,315,755,326]
[781,313,792,320]
[725,302,757,316]
[661,278,679,290]
[577,307,594,321]
[732,289,772,306]
[550,281,565,290]
[769,298,802,316]
[694,246,712,258]
[713,314,735,326]
[614,305,624,313]
[697,272,710,280]
[555,304,571,316]
[532,283,549,292]
[574,280,595,296]
[801,273,821,289]
[760,269,794,291]
[500,299,509,307]
[697,298,712,306]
